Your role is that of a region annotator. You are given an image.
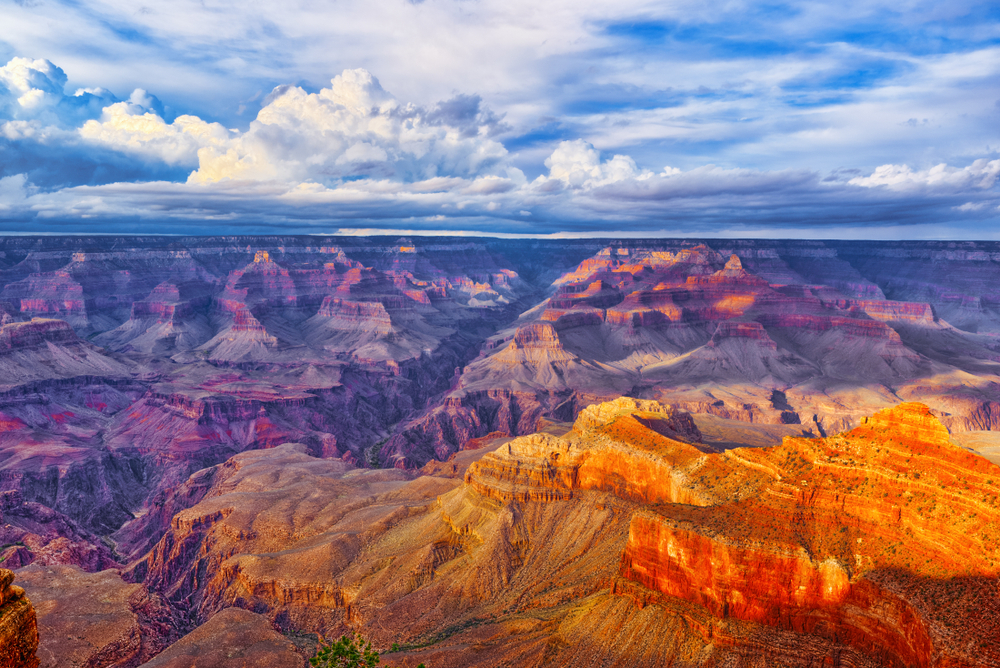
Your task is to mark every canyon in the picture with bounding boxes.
[1,236,1000,666]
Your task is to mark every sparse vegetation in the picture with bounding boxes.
[311,633,425,668]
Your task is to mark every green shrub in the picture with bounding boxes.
[311,633,424,668]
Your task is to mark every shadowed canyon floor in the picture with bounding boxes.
[1,237,1000,665]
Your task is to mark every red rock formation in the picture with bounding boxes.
[2,272,87,327]
[120,399,1000,667]
[0,569,39,668]
[0,319,78,350]
[316,298,393,333]
[708,321,776,346]
[606,402,1000,666]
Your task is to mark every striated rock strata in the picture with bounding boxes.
[121,398,1000,667]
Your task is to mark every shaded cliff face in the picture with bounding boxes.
[0,569,39,668]
[122,399,1000,667]
[0,237,582,572]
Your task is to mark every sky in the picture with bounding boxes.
[0,0,999,238]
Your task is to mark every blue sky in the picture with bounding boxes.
[0,0,998,237]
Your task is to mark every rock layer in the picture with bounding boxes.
[136,608,305,668]
[119,399,1000,667]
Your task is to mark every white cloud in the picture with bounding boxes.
[540,139,651,188]
[188,69,512,185]
[79,101,232,166]
[850,159,1000,192]
[0,57,117,128]
[0,57,67,115]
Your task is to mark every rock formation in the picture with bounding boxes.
[16,564,177,668]
[0,569,38,668]
[114,399,1000,667]
[3,237,1000,664]
[135,608,305,668]
[387,240,1000,466]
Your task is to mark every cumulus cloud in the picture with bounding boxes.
[0,57,116,126]
[189,69,516,185]
[540,139,651,188]
[80,101,231,166]
[0,59,526,191]
[0,57,69,116]
[0,57,194,188]
[1,53,998,238]
[850,159,1000,192]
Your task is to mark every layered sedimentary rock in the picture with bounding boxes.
[0,237,563,573]
[120,399,1000,667]
[471,400,1000,666]
[10,235,1000,471]
[0,569,39,668]
[95,282,213,354]
[0,319,132,386]
[5,237,1000,664]
[389,240,1000,467]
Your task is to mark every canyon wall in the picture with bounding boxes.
[2,237,1000,665]
[105,398,1000,667]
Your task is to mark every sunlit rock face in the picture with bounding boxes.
[611,402,1000,667]
[115,399,1000,667]
[0,569,39,668]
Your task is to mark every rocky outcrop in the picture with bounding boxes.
[0,319,133,387]
[17,564,178,668]
[111,399,1000,666]
[0,500,121,570]
[0,569,39,668]
[490,323,576,366]
[0,319,78,350]
[383,387,619,465]
[611,402,1000,666]
[136,608,305,668]
[315,298,393,333]
[1,272,87,329]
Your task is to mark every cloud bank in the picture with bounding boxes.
[0,0,999,238]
